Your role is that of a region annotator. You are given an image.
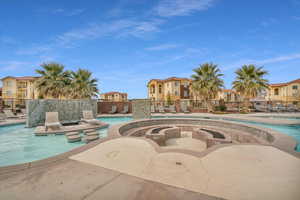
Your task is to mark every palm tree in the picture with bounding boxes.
[35,62,71,99]
[68,69,98,99]
[232,64,269,112]
[191,63,224,112]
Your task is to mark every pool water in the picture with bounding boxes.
[224,119,300,151]
[0,124,107,167]
[0,116,299,167]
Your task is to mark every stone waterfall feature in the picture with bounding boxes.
[26,99,97,128]
[131,99,151,120]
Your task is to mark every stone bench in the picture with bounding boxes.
[193,128,232,148]
[83,135,99,143]
[67,134,81,143]
[145,126,180,146]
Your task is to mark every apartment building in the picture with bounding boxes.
[147,77,191,101]
[266,78,300,102]
[216,89,240,102]
[100,92,128,102]
[1,76,39,107]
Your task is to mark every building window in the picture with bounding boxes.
[6,81,12,87]
[184,90,188,97]
[175,82,178,87]
[158,85,162,94]
[175,91,178,96]
[151,85,155,93]
[274,88,279,95]
[292,85,298,90]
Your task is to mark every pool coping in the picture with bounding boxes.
[0,119,26,127]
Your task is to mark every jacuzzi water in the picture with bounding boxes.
[0,116,299,167]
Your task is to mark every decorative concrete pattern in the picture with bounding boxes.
[131,99,151,120]
[26,99,97,127]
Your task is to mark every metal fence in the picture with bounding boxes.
[0,98,27,112]
[149,100,300,113]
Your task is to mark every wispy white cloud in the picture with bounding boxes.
[139,47,207,67]
[0,36,17,45]
[293,16,300,20]
[256,53,300,65]
[223,53,300,71]
[145,44,179,51]
[0,61,30,71]
[260,18,278,27]
[16,46,52,55]
[52,8,85,16]
[56,19,165,46]
[154,0,215,17]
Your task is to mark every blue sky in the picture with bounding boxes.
[1,0,300,98]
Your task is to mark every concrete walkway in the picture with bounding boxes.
[164,131,207,152]
[0,159,221,200]
[70,137,300,200]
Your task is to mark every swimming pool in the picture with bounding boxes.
[0,116,299,167]
[0,124,108,166]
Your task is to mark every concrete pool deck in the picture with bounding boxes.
[70,137,300,200]
[1,135,300,200]
[98,112,300,125]
[0,137,223,200]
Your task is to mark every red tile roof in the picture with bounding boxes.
[269,78,300,87]
[1,76,39,81]
[222,89,237,93]
[148,77,191,85]
[101,91,127,96]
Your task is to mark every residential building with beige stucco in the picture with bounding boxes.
[1,76,39,108]
[266,79,300,102]
[147,77,192,101]
[100,92,128,102]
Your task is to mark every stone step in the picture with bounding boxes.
[67,135,82,143]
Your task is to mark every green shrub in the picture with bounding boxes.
[215,105,227,111]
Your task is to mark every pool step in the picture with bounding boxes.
[65,131,81,143]
[83,135,99,143]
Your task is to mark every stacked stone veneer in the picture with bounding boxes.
[26,99,97,128]
[132,99,151,120]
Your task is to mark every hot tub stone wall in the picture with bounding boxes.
[26,99,97,128]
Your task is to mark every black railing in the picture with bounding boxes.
[0,98,27,112]
[149,100,300,113]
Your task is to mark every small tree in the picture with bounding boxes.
[68,69,99,99]
[232,65,269,112]
[166,92,173,106]
[35,63,98,99]
[35,62,71,99]
[191,63,224,112]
